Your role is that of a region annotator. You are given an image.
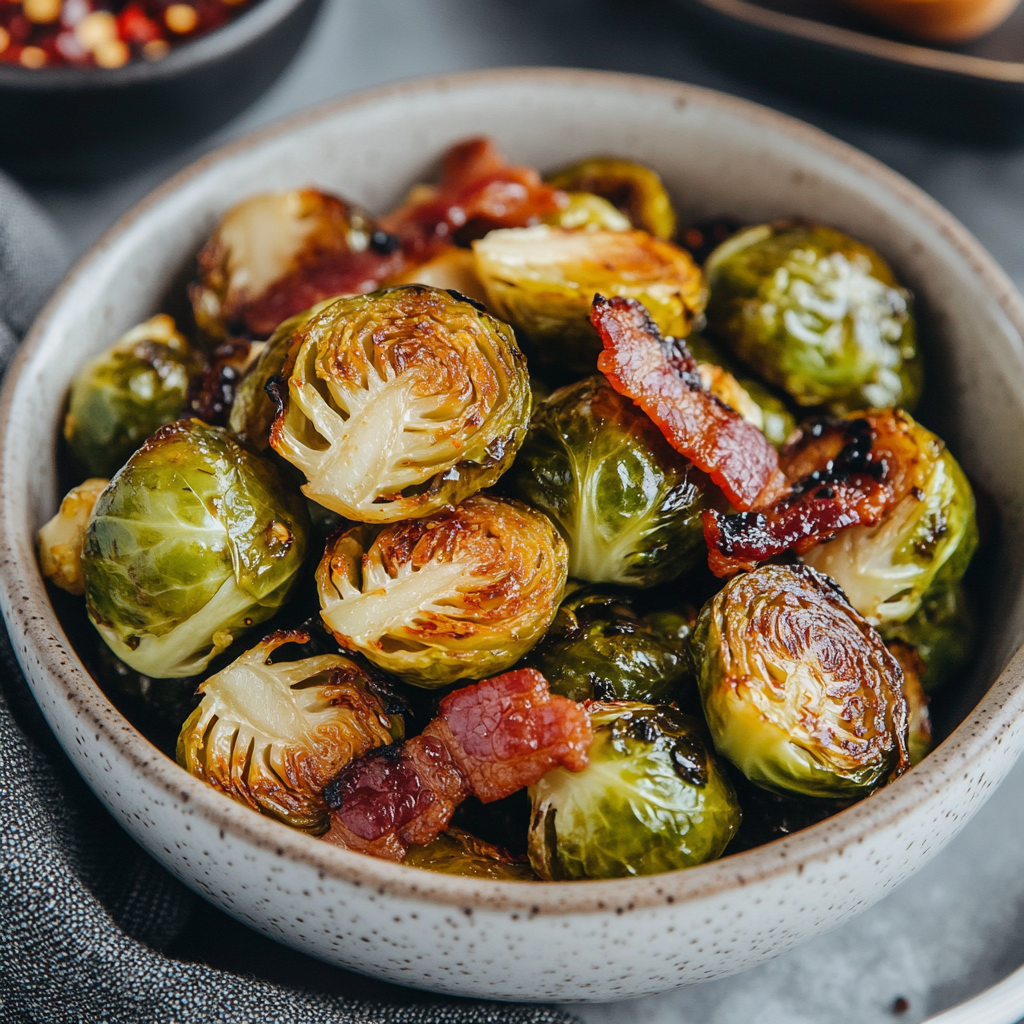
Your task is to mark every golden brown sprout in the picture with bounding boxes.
[544,157,678,239]
[177,631,403,834]
[269,286,531,523]
[473,226,706,377]
[189,189,385,340]
[38,478,109,596]
[691,564,910,798]
[317,495,569,688]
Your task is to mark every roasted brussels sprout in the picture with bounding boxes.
[691,564,910,798]
[473,226,706,377]
[800,411,977,629]
[177,631,403,834]
[63,315,200,479]
[544,193,632,232]
[881,583,975,692]
[402,828,536,880]
[508,376,709,587]
[525,590,694,704]
[38,477,109,596]
[888,641,933,765]
[686,332,796,448]
[269,286,531,523]
[528,702,740,879]
[544,157,678,240]
[705,223,921,412]
[189,189,401,341]
[317,495,568,688]
[82,419,310,678]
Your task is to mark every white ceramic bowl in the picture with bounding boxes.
[5,69,1024,1003]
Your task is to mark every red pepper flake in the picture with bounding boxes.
[1,0,257,67]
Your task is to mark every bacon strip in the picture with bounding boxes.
[322,669,592,862]
[242,249,404,338]
[591,295,787,511]
[702,418,895,577]
[380,137,567,260]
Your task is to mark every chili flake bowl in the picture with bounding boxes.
[5,68,1024,1002]
[0,0,322,182]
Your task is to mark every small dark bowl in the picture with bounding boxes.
[0,0,323,182]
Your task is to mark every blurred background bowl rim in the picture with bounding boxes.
[7,66,1024,915]
[0,0,312,89]
[682,0,1024,82]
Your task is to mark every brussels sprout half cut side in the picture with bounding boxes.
[509,376,709,587]
[317,494,568,688]
[82,419,310,678]
[270,286,531,523]
[691,563,910,799]
[473,226,706,378]
[705,223,921,413]
[189,189,381,341]
[528,702,740,879]
[178,630,403,834]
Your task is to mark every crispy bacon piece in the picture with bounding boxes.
[322,669,592,862]
[322,736,470,861]
[380,137,568,261]
[425,668,591,803]
[591,295,787,511]
[241,248,404,339]
[703,416,902,576]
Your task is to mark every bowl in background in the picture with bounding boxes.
[0,0,323,182]
[4,69,1024,1001]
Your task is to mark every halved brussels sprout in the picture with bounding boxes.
[473,226,706,377]
[686,332,796,448]
[799,410,977,629]
[544,157,678,240]
[525,590,694,704]
[317,494,568,688]
[177,631,403,834]
[38,477,109,596]
[189,189,393,341]
[269,286,531,523]
[544,193,632,232]
[63,315,200,479]
[888,641,933,765]
[881,583,975,693]
[528,702,740,879]
[691,563,910,798]
[705,223,921,412]
[508,376,709,587]
[385,246,489,305]
[82,419,310,678]
[402,828,536,880]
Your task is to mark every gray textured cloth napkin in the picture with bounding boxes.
[0,171,580,1024]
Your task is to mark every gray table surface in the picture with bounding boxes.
[22,1,1024,1020]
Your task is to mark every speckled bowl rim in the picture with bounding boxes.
[6,67,1024,918]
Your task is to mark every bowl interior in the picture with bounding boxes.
[10,69,1024,891]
